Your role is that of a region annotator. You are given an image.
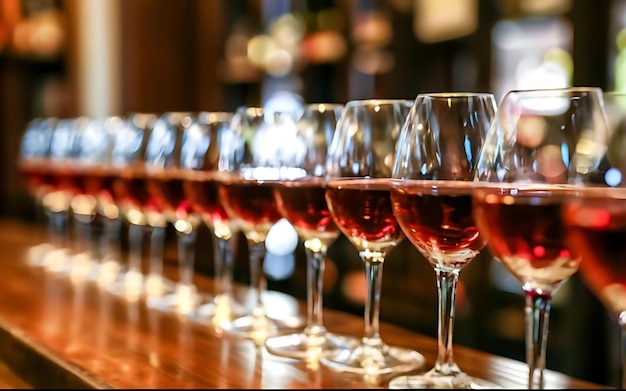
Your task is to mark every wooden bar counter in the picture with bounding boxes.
[0,218,610,389]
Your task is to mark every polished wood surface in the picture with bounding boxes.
[0,218,610,389]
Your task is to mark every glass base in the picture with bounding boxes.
[67,252,100,283]
[264,331,361,360]
[223,313,280,345]
[27,242,56,267]
[95,260,125,288]
[320,342,425,376]
[192,293,248,331]
[146,283,210,315]
[107,271,175,301]
[42,247,72,273]
[388,368,502,389]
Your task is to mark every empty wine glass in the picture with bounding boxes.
[561,91,626,389]
[472,87,607,389]
[322,99,425,376]
[217,105,301,344]
[388,92,499,389]
[264,103,359,361]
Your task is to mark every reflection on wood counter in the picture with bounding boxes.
[0,219,611,389]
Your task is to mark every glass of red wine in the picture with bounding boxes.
[17,117,57,265]
[562,91,626,389]
[108,112,158,300]
[264,102,359,362]
[322,99,425,377]
[143,111,205,314]
[70,116,125,284]
[43,117,87,274]
[183,111,248,331]
[472,87,608,389]
[388,92,499,389]
[216,105,301,344]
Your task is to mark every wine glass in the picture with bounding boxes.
[472,87,608,389]
[72,115,126,286]
[17,117,57,265]
[108,112,158,300]
[322,99,425,376]
[264,103,359,361]
[43,116,86,274]
[561,91,626,389]
[388,92,499,389]
[182,111,247,330]
[217,105,300,344]
[143,111,202,313]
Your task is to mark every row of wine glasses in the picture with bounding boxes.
[17,88,626,389]
[17,111,246,331]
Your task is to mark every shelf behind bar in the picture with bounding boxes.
[0,218,612,389]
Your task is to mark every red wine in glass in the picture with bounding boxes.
[391,180,484,270]
[473,185,581,290]
[325,178,404,248]
[274,177,339,243]
[563,189,626,318]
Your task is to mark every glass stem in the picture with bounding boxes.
[620,318,626,389]
[525,291,551,389]
[434,267,462,375]
[101,215,122,263]
[247,239,267,318]
[177,228,197,288]
[149,225,166,278]
[361,254,385,349]
[304,241,327,338]
[127,223,144,275]
[212,228,237,297]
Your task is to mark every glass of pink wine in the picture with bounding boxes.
[264,103,360,362]
[388,92,499,389]
[217,106,302,344]
[562,91,626,389]
[322,99,425,377]
[472,87,608,389]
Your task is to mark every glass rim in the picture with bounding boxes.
[416,92,495,99]
[504,86,602,95]
[344,98,413,107]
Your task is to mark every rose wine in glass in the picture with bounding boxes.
[144,111,207,314]
[473,87,608,389]
[322,99,425,377]
[217,106,301,344]
[264,103,359,362]
[388,92,499,389]
[107,112,158,300]
[560,91,626,389]
[17,117,57,265]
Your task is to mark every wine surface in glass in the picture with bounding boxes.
[564,190,626,315]
[274,178,338,243]
[145,170,191,217]
[473,186,580,291]
[111,168,151,215]
[325,178,404,251]
[391,180,484,269]
[17,159,54,197]
[183,171,229,224]
[219,179,282,237]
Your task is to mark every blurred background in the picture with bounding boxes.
[0,0,623,387]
